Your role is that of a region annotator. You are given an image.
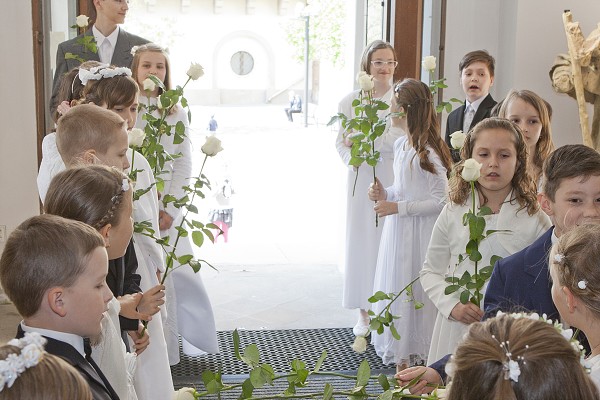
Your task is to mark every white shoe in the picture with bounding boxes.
[352,322,369,337]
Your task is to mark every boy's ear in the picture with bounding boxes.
[81,149,97,165]
[98,224,112,248]
[538,192,555,217]
[47,287,67,317]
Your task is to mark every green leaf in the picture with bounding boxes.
[489,255,503,266]
[469,249,482,262]
[326,115,340,126]
[178,254,193,265]
[233,329,241,360]
[460,290,470,304]
[368,291,390,303]
[478,206,493,216]
[445,284,460,295]
[377,390,393,400]
[323,383,333,400]
[377,373,390,390]
[445,276,459,284]
[242,344,260,367]
[314,351,327,373]
[369,319,381,332]
[250,367,266,388]
[352,98,360,107]
[356,359,371,387]
[192,230,205,247]
[241,378,254,399]
[458,270,472,286]
[469,216,486,239]
[389,323,401,340]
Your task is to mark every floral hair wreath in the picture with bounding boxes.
[1,332,47,391]
[78,64,132,85]
[493,311,590,380]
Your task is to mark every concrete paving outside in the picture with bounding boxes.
[0,104,357,343]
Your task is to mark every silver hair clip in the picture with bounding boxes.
[554,253,565,264]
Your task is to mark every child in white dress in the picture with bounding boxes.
[336,40,404,336]
[368,79,453,371]
[420,118,550,362]
[550,223,600,389]
[132,43,219,359]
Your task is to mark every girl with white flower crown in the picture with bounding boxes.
[336,40,404,337]
[550,223,600,388]
[420,117,551,362]
[131,43,219,361]
[446,313,598,399]
[37,65,174,400]
[45,165,141,400]
[0,332,93,399]
[367,78,452,372]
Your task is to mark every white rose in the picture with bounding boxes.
[461,158,482,182]
[172,387,196,400]
[351,336,367,353]
[422,55,436,72]
[201,136,223,157]
[187,63,204,80]
[128,128,146,147]
[449,130,467,150]
[20,344,44,368]
[143,77,156,92]
[75,14,89,28]
[358,74,375,92]
[356,71,367,81]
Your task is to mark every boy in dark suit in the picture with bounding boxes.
[50,0,149,114]
[394,144,600,394]
[0,214,119,400]
[445,50,496,162]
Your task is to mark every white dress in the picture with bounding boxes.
[336,89,403,310]
[37,133,175,399]
[371,137,448,366]
[136,98,219,361]
[587,354,600,389]
[420,192,551,362]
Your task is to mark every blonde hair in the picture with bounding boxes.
[0,214,105,317]
[0,344,92,400]
[45,165,131,230]
[449,117,539,215]
[551,223,600,319]
[55,104,127,166]
[497,89,554,184]
[447,314,598,400]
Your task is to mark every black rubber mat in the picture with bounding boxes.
[171,328,395,390]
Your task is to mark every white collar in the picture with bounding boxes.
[465,95,487,113]
[551,227,558,245]
[20,321,86,358]
[92,25,120,48]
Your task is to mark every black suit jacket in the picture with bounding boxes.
[16,326,120,400]
[444,94,497,162]
[50,27,149,114]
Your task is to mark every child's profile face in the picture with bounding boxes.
[96,126,130,171]
[541,175,600,237]
[460,61,494,103]
[105,189,134,260]
[471,128,517,197]
[62,246,112,338]
[136,51,167,96]
[506,98,542,152]
[109,96,139,130]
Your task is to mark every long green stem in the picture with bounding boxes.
[375,276,420,320]
[470,181,480,308]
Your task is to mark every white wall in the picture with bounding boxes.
[0,3,40,252]
[440,0,600,146]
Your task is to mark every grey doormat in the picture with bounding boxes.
[171,328,395,390]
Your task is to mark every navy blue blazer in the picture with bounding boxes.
[483,227,558,321]
[16,326,120,400]
[444,94,496,162]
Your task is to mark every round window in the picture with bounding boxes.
[230,51,254,76]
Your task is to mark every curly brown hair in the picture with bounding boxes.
[448,118,539,215]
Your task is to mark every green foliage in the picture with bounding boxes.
[282,0,346,68]
[427,71,463,115]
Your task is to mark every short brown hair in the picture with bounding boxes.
[79,68,139,110]
[360,40,396,75]
[450,117,538,215]
[55,104,126,166]
[45,165,131,230]
[551,224,600,319]
[542,144,600,201]
[447,314,598,400]
[0,214,105,317]
[0,344,92,400]
[459,50,495,77]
